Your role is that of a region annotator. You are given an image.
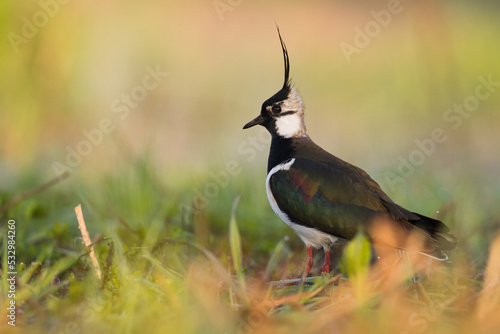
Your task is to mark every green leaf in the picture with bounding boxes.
[339,230,372,279]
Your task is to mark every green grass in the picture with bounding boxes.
[1,158,500,334]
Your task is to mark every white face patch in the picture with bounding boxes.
[272,88,307,138]
[275,113,306,138]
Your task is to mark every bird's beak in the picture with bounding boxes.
[243,114,265,129]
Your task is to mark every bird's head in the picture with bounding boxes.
[243,28,307,139]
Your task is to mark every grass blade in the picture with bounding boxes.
[229,194,246,291]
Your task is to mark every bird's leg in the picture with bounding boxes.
[298,246,314,291]
[321,246,330,273]
[305,246,313,277]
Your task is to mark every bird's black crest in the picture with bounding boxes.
[276,26,290,90]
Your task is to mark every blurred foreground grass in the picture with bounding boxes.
[1,157,500,334]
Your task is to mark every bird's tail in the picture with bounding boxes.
[410,213,458,261]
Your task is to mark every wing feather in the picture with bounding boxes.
[269,157,393,240]
[269,157,456,257]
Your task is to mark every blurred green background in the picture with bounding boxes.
[1,0,500,267]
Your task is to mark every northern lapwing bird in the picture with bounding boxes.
[243,29,457,278]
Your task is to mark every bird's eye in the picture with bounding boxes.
[272,104,281,114]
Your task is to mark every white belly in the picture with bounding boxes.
[265,158,338,249]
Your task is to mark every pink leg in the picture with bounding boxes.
[304,246,313,277]
[321,248,330,273]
